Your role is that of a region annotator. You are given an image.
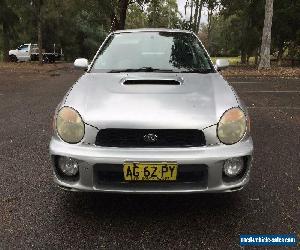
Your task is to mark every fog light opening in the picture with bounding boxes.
[223,157,244,177]
[58,157,79,176]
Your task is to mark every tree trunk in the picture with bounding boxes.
[196,0,203,32]
[277,43,284,66]
[193,0,199,32]
[258,0,274,70]
[254,48,259,65]
[37,17,43,64]
[289,43,296,67]
[189,0,194,29]
[207,8,213,53]
[241,50,247,64]
[246,54,250,64]
[36,0,43,65]
[184,0,188,16]
[2,22,10,62]
[118,0,129,30]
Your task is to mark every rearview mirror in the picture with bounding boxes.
[215,59,229,71]
[74,58,88,69]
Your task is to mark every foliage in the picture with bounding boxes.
[1,0,113,61]
[206,0,299,64]
[272,0,300,64]
[200,15,238,56]
[0,0,19,61]
[126,0,183,29]
[126,3,148,29]
[146,0,181,28]
[0,0,299,64]
[218,0,264,63]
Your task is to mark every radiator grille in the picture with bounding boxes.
[95,129,206,147]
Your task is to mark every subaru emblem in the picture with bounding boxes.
[143,133,158,143]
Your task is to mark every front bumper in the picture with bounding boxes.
[49,137,253,193]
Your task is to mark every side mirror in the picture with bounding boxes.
[215,58,229,71]
[74,58,88,69]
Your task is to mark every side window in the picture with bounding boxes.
[18,45,29,51]
[193,41,211,69]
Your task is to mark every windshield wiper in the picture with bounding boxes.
[108,67,214,74]
[109,67,176,73]
[180,68,215,74]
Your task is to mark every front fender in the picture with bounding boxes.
[9,50,17,56]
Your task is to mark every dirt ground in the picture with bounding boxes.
[0,63,299,249]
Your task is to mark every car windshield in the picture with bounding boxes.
[90,32,215,73]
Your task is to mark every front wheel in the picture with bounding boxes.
[9,55,18,62]
[43,55,49,63]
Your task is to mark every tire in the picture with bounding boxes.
[9,55,18,62]
[43,55,49,63]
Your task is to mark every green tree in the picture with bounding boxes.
[272,0,300,65]
[206,0,220,53]
[39,0,112,60]
[202,15,236,56]
[1,0,113,61]
[147,0,181,28]
[2,0,299,65]
[0,0,19,61]
[126,3,147,29]
[221,0,264,64]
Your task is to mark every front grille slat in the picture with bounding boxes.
[95,129,206,147]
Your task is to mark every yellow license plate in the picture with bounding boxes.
[123,162,178,181]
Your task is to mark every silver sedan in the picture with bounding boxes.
[49,29,253,193]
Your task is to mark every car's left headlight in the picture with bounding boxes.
[56,107,85,144]
[217,107,247,145]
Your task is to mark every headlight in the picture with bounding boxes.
[56,107,85,143]
[217,107,247,145]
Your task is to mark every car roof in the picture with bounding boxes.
[113,28,193,34]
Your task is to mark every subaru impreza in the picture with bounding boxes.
[49,29,253,193]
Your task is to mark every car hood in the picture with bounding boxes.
[9,50,17,55]
[63,72,238,130]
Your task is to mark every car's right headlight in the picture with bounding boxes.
[56,107,85,144]
[217,107,247,145]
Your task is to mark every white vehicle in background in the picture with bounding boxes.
[9,43,63,63]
